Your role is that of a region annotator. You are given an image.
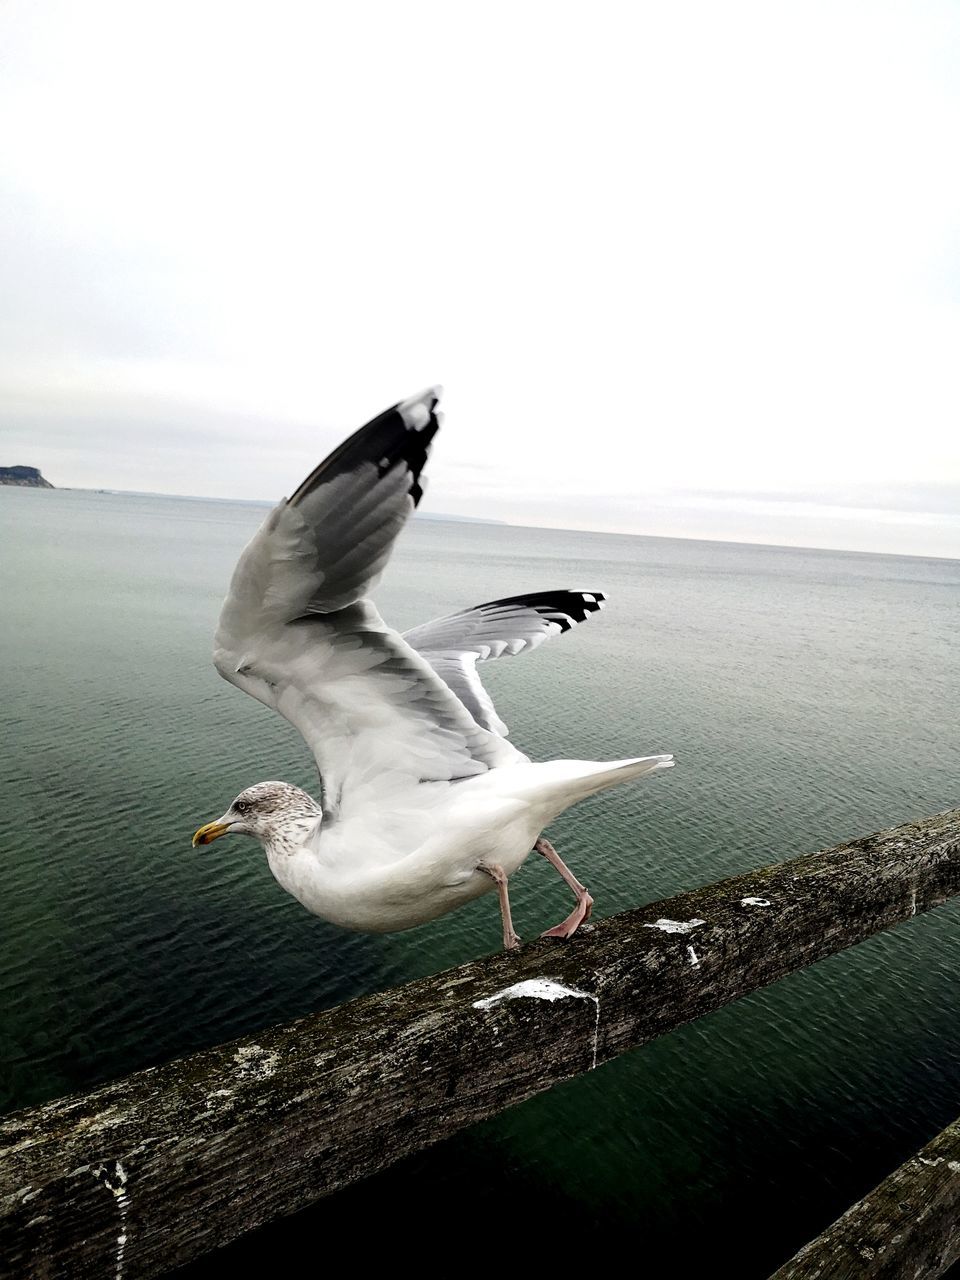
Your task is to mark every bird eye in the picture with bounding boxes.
[235,800,248,814]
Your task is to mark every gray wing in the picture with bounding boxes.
[212,388,520,806]
[403,590,607,736]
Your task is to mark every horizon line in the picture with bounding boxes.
[22,483,960,566]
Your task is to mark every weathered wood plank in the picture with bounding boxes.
[2,808,959,1279]
[769,1113,960,1280]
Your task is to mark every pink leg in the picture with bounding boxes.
[480,863,522,950]
[535,837,594,939]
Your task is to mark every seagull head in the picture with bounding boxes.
[192,781,322,852]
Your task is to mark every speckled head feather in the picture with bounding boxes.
[230,781,321,821]
[199,782,322,857]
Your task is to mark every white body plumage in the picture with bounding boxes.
[260,756,672,933]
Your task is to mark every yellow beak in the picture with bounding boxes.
[192,820,231,848]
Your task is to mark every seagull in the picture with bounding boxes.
[192,388,673,949]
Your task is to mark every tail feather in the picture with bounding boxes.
[506,753,675,822]
[563,753,675,801]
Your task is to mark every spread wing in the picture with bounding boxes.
[403,590,607,736]
[212,388,520,808]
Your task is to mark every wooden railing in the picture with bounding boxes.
[2,808,959,1279]
[772,1110,960,1278]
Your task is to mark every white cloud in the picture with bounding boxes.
[1,0,958,555]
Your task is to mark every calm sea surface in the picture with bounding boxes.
[2,486,959,1275]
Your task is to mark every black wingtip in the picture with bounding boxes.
[289,387,443,509]
[373,388,442,508]
[475,589,608,629]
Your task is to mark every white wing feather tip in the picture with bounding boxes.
[398,386,444,431]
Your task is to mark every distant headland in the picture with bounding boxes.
[0,465,54,488]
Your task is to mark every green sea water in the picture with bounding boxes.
[2,485,959,1275]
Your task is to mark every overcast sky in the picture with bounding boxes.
[1,1,958,556]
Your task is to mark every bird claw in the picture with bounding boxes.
[540,891,593,939]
